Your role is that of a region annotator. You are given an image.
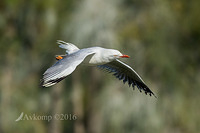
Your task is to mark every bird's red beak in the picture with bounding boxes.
[120,54,130,58]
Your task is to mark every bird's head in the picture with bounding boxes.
[89,48,130,65]
[106,49,130,61]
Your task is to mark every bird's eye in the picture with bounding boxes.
[114,55,118,57]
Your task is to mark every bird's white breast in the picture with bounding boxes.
[81,47,116,65]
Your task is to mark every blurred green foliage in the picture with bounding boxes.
[0,0,200,133]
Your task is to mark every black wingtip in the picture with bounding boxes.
[39,76,67,88]
[134,81,157,98]
[39,79,45,88]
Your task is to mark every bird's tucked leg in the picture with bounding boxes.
[55,55,67,60]
[56,56,63,60]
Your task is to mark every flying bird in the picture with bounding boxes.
[41,40,156,97]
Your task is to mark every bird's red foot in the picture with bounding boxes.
[56,56,63,60]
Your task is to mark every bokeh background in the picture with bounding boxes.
[0,0,200,133]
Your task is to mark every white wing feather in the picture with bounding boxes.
[57,40,79,54]
[41,48,95,87]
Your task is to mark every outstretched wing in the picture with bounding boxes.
[57,40,80,54]
[97,59,156,97]
[41,49,95,87]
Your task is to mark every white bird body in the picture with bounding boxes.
[84,47,124,65]
[41,40,156,97]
